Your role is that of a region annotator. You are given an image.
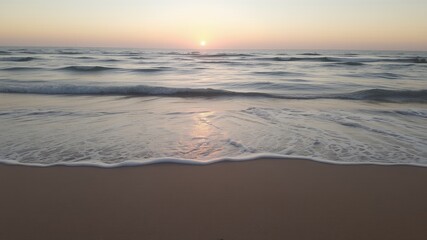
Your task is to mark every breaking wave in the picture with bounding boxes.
[0,82,425,102]
[194,53,254,58]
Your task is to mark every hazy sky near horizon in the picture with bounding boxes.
[1,0,426,50]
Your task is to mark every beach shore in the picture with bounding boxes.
[0,159,426,240]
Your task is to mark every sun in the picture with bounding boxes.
[200,41,206,47]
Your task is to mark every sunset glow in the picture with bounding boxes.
[0,0,426,50]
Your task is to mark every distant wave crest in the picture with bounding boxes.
[258,57,335,62]
[257,56,427,64]
[57,50,83,55]
[164,52,253,57]
[299,53,321,56]
[195,53,254,58]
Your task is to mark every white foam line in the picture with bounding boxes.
[0,153,426,168]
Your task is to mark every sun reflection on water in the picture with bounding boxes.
[179,111,223,159]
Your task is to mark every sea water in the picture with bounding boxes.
[0,47,426,167]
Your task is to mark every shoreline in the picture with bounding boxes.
[1,158,427,240]
[1,154,427,168]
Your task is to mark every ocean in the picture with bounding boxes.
[0,47,426,167]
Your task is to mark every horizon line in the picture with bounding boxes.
[1,45,427,53]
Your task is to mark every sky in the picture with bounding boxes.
[1,0,426,50]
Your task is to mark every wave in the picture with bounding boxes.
[57,50,83,55]
[199,61,235,64]
[258,57,336,62]
[232,81,302,90]
[0,57,38,62]
[129,56,148,60]
[253,71,304,76]
[358,57,426,64]
[299,53,321,56]
[131,67,171,73]
[1,67,43,71]
[256,56,427,64]
[0,84,275,98]
[287,57,334,62]
[194,53,253,58]
[394,110,427,118]
[366,109,427,119]
[343,89,427,102]
[8,48,28,51]
[1,153,426,168]
[368,73,406,79]
[74,56,96,60]
[159,51,190,56]
[161,51,198,55]
[159,52,252,57]
[336,62,365,66]
[101,51,142,56]
[409,57,426,63]
[256,57,285,61]
[0,83,425,102]
[161,52,252,57]
[324,62,366,67]
[5,65,171,73]
[341,72,407,79]
[376,57,427,64]
[119,52,142,56]
[0,79,47,84]
[12,50,45,54]
[0,51,10,55]
[59,66,117,72]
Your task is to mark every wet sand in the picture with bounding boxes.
[0,159,426,240]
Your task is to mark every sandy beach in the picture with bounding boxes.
[1,159,426,240]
